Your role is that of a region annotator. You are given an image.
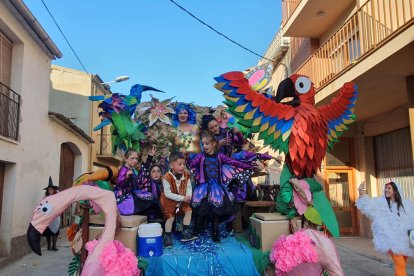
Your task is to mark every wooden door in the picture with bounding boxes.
[325,169,357,235]
[59,143,75,227]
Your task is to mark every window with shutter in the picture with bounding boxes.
[374,127,414,200]
[0,31,12,87]
[0,31,19,140]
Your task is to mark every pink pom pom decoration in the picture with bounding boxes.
[99,240,140,276]
[86,239,140,276]
[270,231,318,275]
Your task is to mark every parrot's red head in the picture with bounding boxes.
[274,74,316,106]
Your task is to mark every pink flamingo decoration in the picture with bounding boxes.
[27,185,137,276]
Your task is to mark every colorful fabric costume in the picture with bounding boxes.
[172,103,201,154]
[214,127,246,156]
[215,70,358,237]
[160,171,192,219]
[114,156,156,215]
[136,164,163,222]
[232,151,273,164]
[190,152,254,217]
[175,125,201,154]
[356,194,414,257]
[137,163,162,200]
[231,150,273,201]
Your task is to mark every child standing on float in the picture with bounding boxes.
[190,133,257,242]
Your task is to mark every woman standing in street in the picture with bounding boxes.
[356,181,414,276]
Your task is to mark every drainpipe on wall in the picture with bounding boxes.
[88,76,95,171]
[6,0,62,59]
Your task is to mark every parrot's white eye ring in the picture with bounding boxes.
[295,77,312,94]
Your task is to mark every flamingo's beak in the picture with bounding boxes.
[27,223,42,256]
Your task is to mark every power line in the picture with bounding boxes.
[168,0,273,63]
[41,0,90,74]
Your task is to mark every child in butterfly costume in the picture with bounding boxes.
[137,162,164,223]
[115,147,159,216]
[190,133,257,242]
[231,141,274,201]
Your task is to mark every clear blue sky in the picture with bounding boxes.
[25,0,281,106]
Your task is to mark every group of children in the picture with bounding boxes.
[113,112,274,248]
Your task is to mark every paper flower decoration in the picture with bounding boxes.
[86,239,140,276]
[270,231,318,275]
[135,96,177,163]
[138,95,175,126]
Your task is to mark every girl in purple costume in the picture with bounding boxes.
[137,163,164,222]
[190,133,257,242]
[115,147,157,216]
[231,142,273,201]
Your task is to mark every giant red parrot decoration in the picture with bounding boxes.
[215,69,357,237]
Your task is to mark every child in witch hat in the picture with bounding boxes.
[42,176,60,251]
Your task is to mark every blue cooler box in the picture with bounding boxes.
[137,223,163,257]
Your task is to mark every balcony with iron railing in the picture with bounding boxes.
[259,27,290,65]
[0,81,20,141]
[293,0,414,90]
[97,133,123,161]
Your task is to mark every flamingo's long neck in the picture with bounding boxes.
[81,187,117,269]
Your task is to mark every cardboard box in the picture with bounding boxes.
[250,212,301,252]
[89,226,139,254]
[89,214,147,227]
[88,214,147,255]
[254,213,287,221]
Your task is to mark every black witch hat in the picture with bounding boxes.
[43,176,59,190]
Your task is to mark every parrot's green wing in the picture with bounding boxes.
[214,72,295,155]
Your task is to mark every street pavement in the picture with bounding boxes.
[335,237,414,276]
[0,236,72,276]
[0,235,413,275]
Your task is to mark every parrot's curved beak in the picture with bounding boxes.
[27,223,42,256]
[274,78,300,107]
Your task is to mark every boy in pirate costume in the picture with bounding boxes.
[160,152,197,248]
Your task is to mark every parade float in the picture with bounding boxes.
[27,63,357,275]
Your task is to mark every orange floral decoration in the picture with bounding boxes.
[67,223,79,242]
